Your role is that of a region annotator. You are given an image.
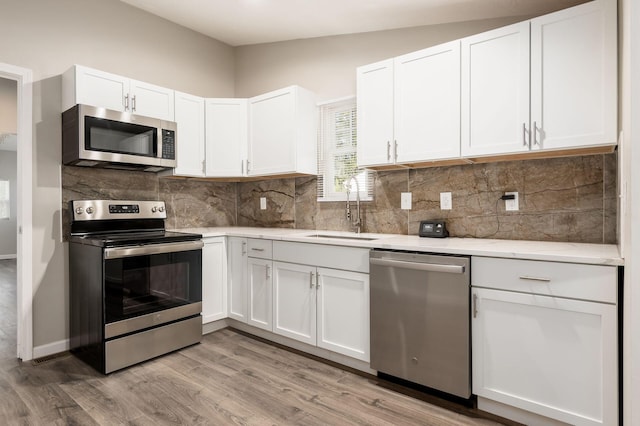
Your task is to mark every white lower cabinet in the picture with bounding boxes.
[247,257,273,331]
[202,237,227,323]
[273,262,316,345]
[227,237,248,322]
[471,257,618,426]
[316,267,369,361]
[271,241,370,362]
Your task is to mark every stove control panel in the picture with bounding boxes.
[71,200,167,221]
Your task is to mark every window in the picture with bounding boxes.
[0,180,9,220]
[317,97,373,202]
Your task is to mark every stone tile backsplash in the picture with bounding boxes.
[62,152,617,244]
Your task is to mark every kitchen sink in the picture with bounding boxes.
[303,233,379,241]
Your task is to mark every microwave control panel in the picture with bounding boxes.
[162,129,176,160]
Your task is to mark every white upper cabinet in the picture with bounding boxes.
[129,79,175,122]
[530,0,617,150]
[461,22,531,157]
[205,98,248,177]
[356,59,395,167]
[171,91,205,177]
[462,0,617,157]
[394,41,461,163]
[62,65,174,121]
[248,86,317,177]
[357,41,462,168]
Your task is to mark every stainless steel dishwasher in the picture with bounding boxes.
[369,250,471,398]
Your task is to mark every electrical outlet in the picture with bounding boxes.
[505,192,519,211]
[440,192,452,210]
[401,192,412,210]
[260,197,267,210]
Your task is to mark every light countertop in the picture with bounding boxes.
[173,227,623,266]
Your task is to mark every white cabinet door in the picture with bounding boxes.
[316,268,369,362]
[248,86,316,176]
[530,0,617,150]
[205,98,248,177]
[394,41,461,163]
[173,91,205,177]
[356,59,395,167]
[472,288,617,426]
[71,65,129,112]
[202,237,227,324]
[461,22,530,157]
[129,79,175,121]
[247,257,273,331]
[272,262,316,345]
[227,237,248,322]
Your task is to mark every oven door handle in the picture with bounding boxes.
[104,240,204,259]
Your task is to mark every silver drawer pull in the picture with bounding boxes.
[519,275,551,283]
[251,248,265,252]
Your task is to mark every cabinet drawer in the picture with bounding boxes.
[472,257,617,304]
[273,241,369,273]
[247,239,273,259]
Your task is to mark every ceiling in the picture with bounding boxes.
[120,0,588,47]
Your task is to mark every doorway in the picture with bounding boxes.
[0,63,33,361]
[0,77,18,360]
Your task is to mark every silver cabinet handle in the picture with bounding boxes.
[251,247,265,252]
[394,140,398,162]
[522,123,527,146]
[309,271,314,288]
[246,159,250,173]
[316,272,320,289]
[370,258,465,274]
[266,265,271,279]
[241,241,247,255]
[241,160,245,175]
[386,141,391,161]
[473,293,478,318]
[132,95,137,112]
[519,275,551,283]
[532,121,539,146]
[124,94,129,111]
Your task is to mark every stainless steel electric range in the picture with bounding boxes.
[68,199,203,374]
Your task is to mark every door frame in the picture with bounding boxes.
[0,62,33,361]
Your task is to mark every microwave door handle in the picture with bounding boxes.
[104,241,204,259]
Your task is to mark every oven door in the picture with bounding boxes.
[103,240,203,338]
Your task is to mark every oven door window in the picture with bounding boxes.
[104,249,202,323]
[85,116,157,158]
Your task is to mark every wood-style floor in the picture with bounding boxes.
[0,260,513,425]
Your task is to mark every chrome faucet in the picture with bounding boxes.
[345,174,362,234]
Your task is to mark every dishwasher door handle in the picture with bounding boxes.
[370,258,465,274]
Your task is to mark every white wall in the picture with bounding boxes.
[0,151,17,257]
[0,0,235,349]
[619,0,640,423]
[235,17,524,100]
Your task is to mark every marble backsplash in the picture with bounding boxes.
[238,153,617,244]
[61,152,617,244]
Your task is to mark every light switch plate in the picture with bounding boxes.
[401,192,412,210]
[505,192,519,211]
[440,192,452,210]
[260,197,267,210]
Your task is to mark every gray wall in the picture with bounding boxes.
[0,151,17,257]
[234,17,524,100]
[0,0,235,349]
[0,78,17,134]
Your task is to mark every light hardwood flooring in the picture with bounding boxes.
[0,260,515,425]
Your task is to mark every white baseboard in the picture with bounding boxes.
[32,338,69,359]
[0,254,17,260]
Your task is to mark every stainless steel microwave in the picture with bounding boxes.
[62,104,177,172]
